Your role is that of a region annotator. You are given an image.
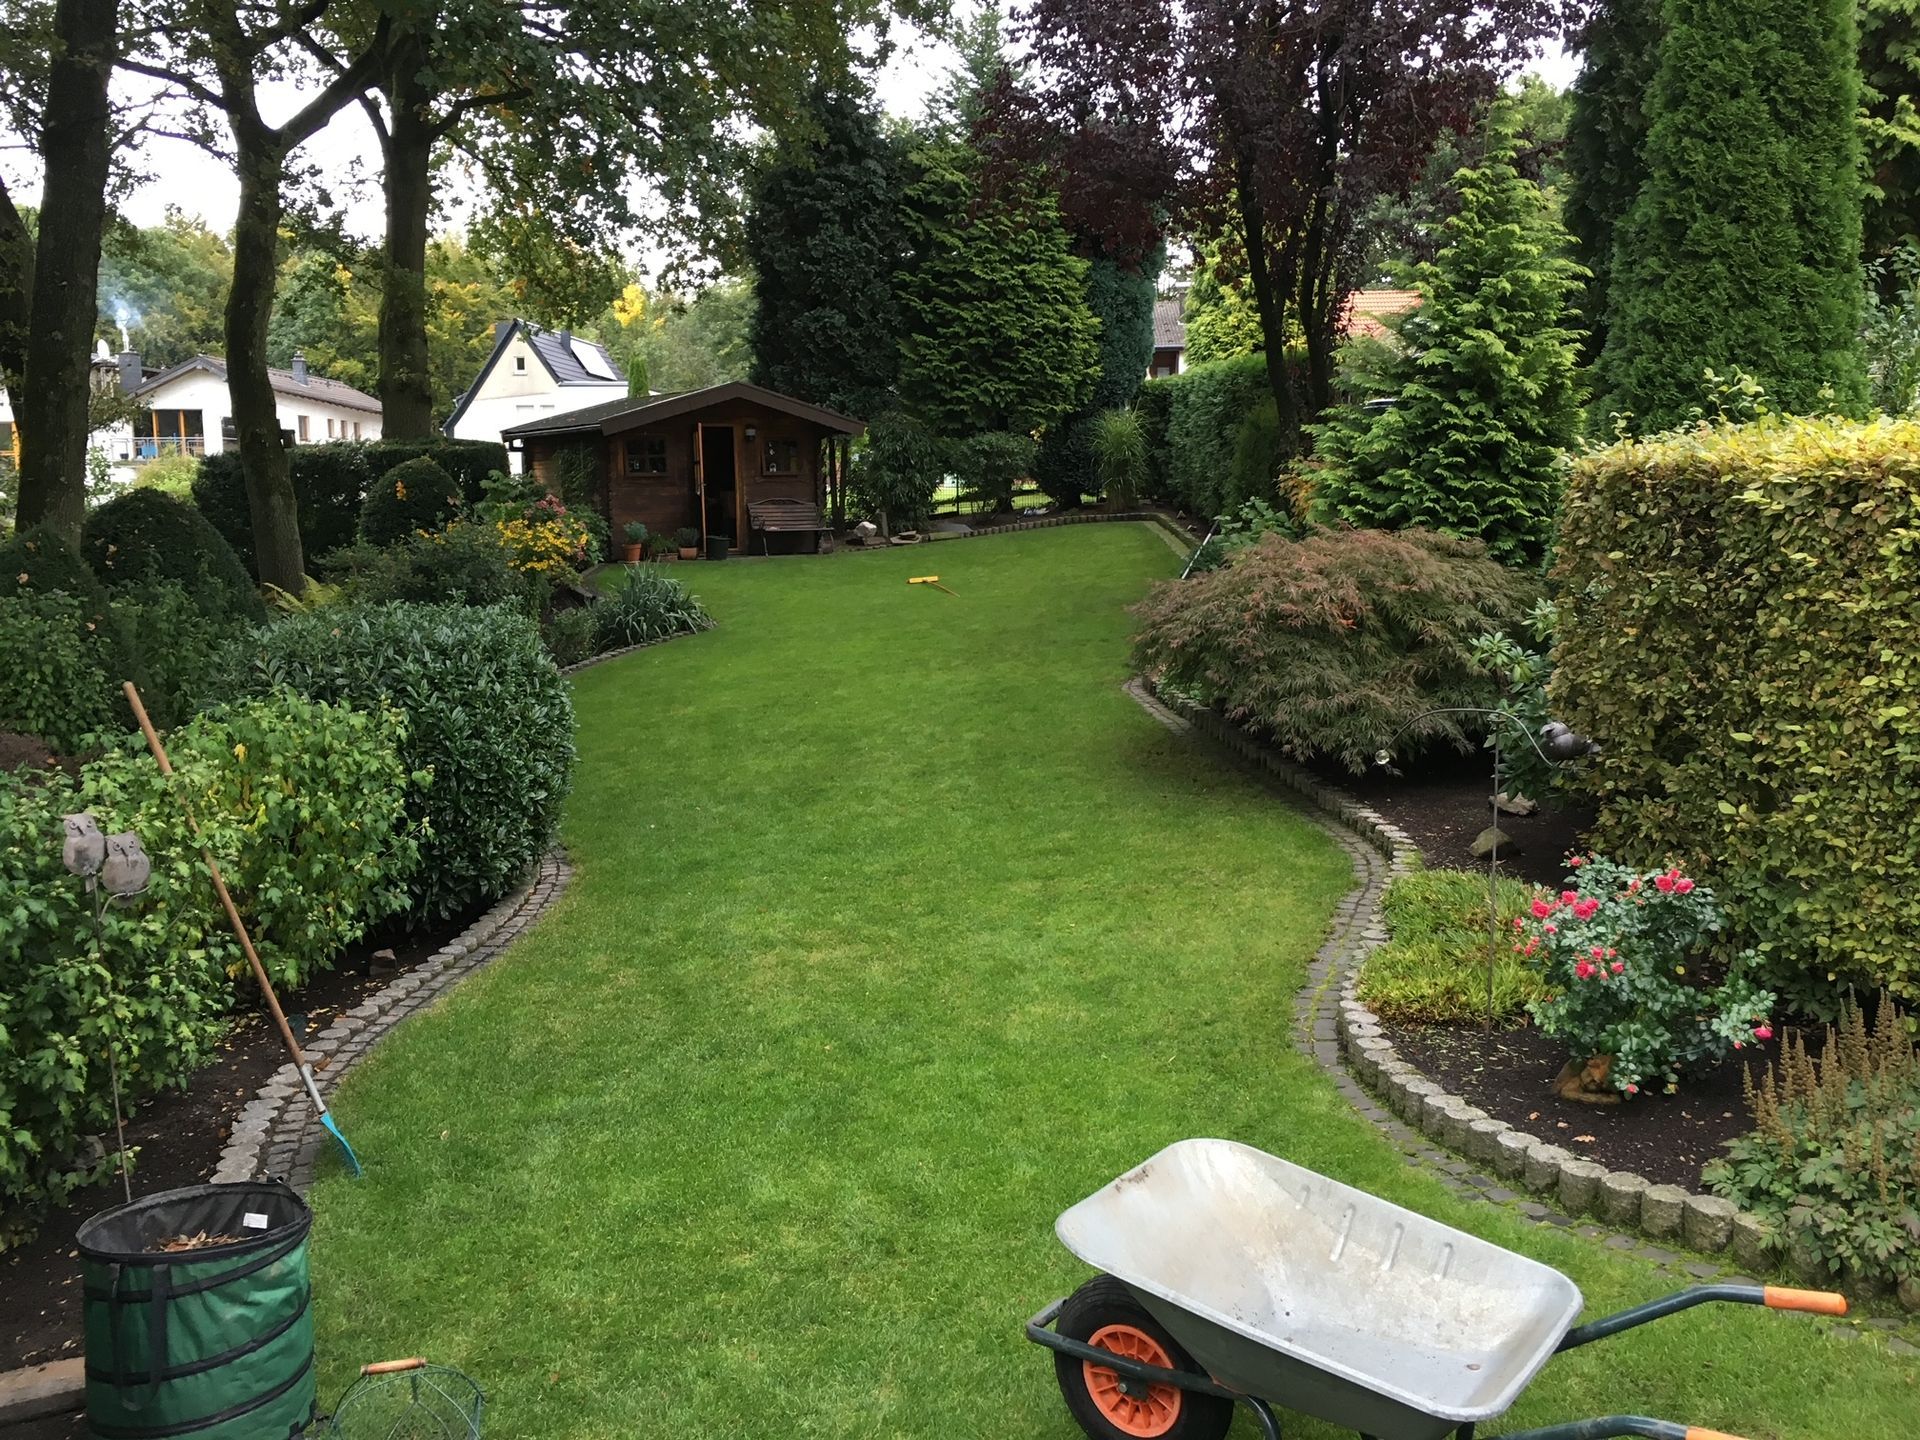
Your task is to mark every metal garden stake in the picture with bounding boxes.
[62,813,150,1203]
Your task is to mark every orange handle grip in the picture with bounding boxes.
[360,1357,428,1376]
[1763,1285,1848,1316]
[1686,1429,1748,1440]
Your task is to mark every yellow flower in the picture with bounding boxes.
[233,742,248,762]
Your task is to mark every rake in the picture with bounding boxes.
[123,681,364,1178]
[908,574,957,595]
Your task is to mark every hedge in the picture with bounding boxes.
[1141,351,1306,518]
[1551,416,1920,1009]
[194,438,509,574]
[223,602,576,919]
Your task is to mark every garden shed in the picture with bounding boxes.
[502,381,864,554]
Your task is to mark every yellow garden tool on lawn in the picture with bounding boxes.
[908,575,957,596]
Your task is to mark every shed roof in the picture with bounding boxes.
[501,381,865,440]
[1152,297,1185,351]
[132,354,382,414]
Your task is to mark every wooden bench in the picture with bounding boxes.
[748,497,834,555]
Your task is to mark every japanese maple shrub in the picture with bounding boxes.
[1519,855,1775,1098]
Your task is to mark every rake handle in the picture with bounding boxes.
[360,1358,428,1376]
[122,682,311,1076]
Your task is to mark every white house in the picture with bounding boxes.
[108,351,382,461]
[443,320,626,469]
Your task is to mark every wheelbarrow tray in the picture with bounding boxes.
[1056,1139,1584,1440]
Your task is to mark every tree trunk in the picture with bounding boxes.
[0,181,33,405]
[1234,160,1301,447]
[14,0,119,541]
[376,32,437,437]
[227,148,307,593]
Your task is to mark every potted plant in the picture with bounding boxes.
[676,526,701,560]
[622,522,648,564]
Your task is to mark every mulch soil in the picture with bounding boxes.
[1385,1018,1802,1192]
[0,907,478,1376]
[1320,745,1597,890]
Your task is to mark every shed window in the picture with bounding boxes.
[765,437,801,474]
[627,434,668,475]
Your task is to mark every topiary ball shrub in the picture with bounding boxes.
[360,457,464,548]
[0,524,109,605]
[224,602,575,919]
[1131,527,1539,773]
[82,487,266,623]
[194,446,377,576]
[0,592,120,749]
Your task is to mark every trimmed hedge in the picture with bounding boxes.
[1552,417,1920,1009]
[194,438,509,574]
[223,602,576,919]
[361,456,464,546]
[82,488,265,623]
[1142,351,1306,518]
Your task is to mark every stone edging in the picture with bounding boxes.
[835,509,1203,556]
[559,627,705,677]
[1125,678,1919,1337]
[211,849,572,1194]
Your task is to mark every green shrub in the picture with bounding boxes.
[594,566,715,650]
[0,592,120,749]
[0,524,109,604]
[0,688,415,1232]
[1469,600,1561,804]
[194,441,508,576]
[361,457,465,547]
[1134,378,1174,502]
[1226,397,1289,514]
[108,583,247,729]
[1704,996,1920,1288]
[849,410,944,529]
[132,451,200,499]
[225,602,576,918]
[542,606,598,668]
[82,487,265,623]
[1089,409,1148,508]
[1358,868,1542,1023]
[1552,416,1920,1009]
[1162,352,1275,516]
[1520,855,1775,1097]
[338,524,543,615]
[950,430,1036,514]
[1133,528,1537,773]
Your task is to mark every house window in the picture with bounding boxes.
[297,414,310,442]
[514,355,527,373]
[326,417,336,438]
[352,421,362,439]
[626,434,668,475]
[764,437,801,475]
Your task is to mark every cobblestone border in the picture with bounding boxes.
[1125,678,1920,1340]
[558,626,706,677]
[211,849,572,1194]
[836,509,1203,556]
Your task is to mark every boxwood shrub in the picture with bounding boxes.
[1131,527,1538,772]
[1552,416,1920,1009]
[224,602,576,918]
[361,456,465,547]
[1140,351,1307,518]
[82,488,265,623]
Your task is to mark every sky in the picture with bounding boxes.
[88,19,1577,273]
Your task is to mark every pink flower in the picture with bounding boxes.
[1628,877,1642,893]
[1733,1040,1743,1050]
[1674,877,1695,895]
[1626,1083,1639,1095]
[1590,946,1606,960]
[1654,873,1677,894]
[1573,898,1601,921]
[1531,899,1554,919]
[1513,917,1526,931]
[1575,960,1597,980]
[1561,890,1580,905]
[1544,923,1558,934]
[1569,855,1586,867]
[1753,1024,1773,1041]
[1611,961,1625,975]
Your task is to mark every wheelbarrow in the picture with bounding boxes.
[1025,1139,1847,1440]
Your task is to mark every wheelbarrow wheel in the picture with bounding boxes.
[1054,1275,1232,1440]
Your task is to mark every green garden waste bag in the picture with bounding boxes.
[76,1181,315,1440]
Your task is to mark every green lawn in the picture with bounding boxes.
[309,526,1915,1438]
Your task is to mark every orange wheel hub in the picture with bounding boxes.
[1082,1323,1184,1437]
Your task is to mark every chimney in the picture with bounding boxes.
[291,350,309,385]
[117,350,141,394]
[558,329,572,351]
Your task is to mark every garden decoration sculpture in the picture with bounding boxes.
[1027,1137,1845,1440]
[315,1358,485,1438]
[61,813,151,1203]
[1376,710,1600,1029]
[122,680,364,1177]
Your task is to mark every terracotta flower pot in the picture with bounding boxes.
[622,543,644,563]
[679,546,698,560]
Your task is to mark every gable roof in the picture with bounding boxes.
[1153,297,1185,351]
[441,319,624,434]
[1341,289,1422,341]
[132,355,382,414]
[500,381,865,440]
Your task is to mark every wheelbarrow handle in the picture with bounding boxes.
[1555,1283,1845,1352]
[1493,1418,1747,1440]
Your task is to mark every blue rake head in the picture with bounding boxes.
[322,1111,364,1178]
